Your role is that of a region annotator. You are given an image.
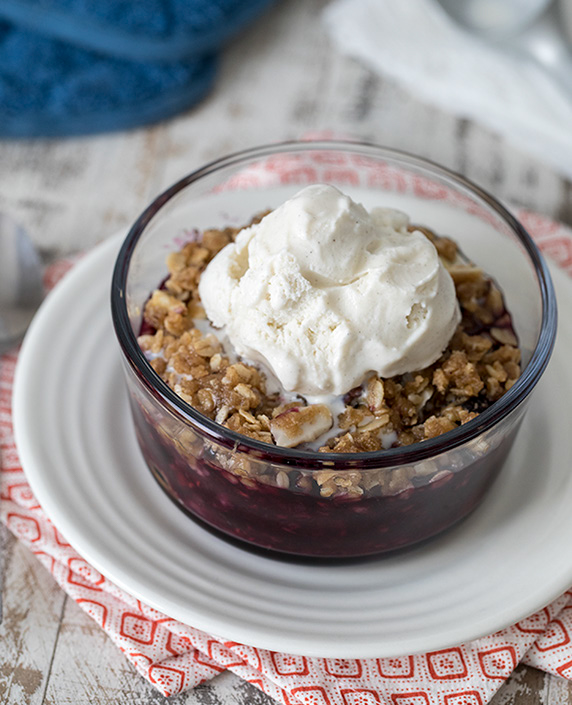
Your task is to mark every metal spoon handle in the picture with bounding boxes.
[512,2,572,98]
[0,214,44,354]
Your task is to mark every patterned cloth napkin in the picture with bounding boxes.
[2,209,572,703]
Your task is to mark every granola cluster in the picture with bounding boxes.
[138,219,521,460]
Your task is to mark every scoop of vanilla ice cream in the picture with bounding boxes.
[198,184,461,397]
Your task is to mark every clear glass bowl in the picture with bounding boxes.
[111,141,557,559]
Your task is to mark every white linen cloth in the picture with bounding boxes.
[323,0,572,180]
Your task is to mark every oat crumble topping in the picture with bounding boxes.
[138,218,521,460]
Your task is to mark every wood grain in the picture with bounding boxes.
[0,532,65,705]
[1,0,571,702]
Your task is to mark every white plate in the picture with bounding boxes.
[13,234,572,659]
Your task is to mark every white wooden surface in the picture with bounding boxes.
[1,1,572,703]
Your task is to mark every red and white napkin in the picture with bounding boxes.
[2,209,572,703]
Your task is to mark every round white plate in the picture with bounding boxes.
[13,234,572,658]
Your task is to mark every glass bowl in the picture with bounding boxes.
[111,140,557,559]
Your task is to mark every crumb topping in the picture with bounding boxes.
[138,218,521,462]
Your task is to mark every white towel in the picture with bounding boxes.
[323,0,572,180]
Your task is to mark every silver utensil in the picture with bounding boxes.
[0,214,44,624]
[0,214,45,355]
[434,0,572,99]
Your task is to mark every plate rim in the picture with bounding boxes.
[12,231,572,658]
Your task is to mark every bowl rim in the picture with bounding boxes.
[111,139,557,470]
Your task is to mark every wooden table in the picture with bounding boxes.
[1,1,571,703]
